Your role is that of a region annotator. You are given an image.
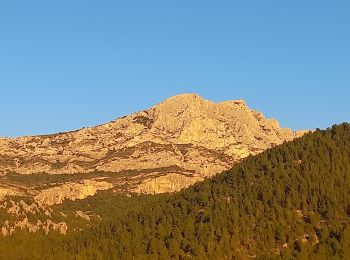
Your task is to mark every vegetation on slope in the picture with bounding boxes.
[1,124,350,259]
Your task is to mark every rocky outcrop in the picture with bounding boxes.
[132,173,204,194]
[0,199,68,236]
[34,180,113,206]
[1,218,68,236]
[75,210,91,221]
[0,187,20,200]
[0,94,307,194]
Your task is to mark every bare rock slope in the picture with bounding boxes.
[0,94,306,195]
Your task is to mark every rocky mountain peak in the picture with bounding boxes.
[0,94,308,196]
[143,94,252,137]
[158,93,203,104]
[151,93,248,116]
[150,93,209,119]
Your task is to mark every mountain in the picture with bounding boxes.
[0,94,305,197]
[0,94,308,237]
[1,124,349,259]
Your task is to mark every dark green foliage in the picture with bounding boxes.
[1,123,350,259]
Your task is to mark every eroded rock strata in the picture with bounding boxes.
[0,94,306,196]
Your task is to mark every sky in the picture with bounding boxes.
[0,1,349,137]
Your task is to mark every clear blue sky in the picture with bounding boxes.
[0,1,349,137]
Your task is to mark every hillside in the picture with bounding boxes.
[0,94,308,236]
[0,94,305,216]
[0,93,303,177]
[1,123,349,259]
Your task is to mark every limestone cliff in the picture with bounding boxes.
[34,180,113,206]
[0,94,306,195]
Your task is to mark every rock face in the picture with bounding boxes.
[34,180,113,206]
[0,94,306,194]
[132,173,204,195]
[1,218,68,236]
[0,198,68,236]
[0,187,20,200]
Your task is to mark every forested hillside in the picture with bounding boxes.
[1,124,350,259]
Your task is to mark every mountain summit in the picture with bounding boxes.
[0,94,306,195]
